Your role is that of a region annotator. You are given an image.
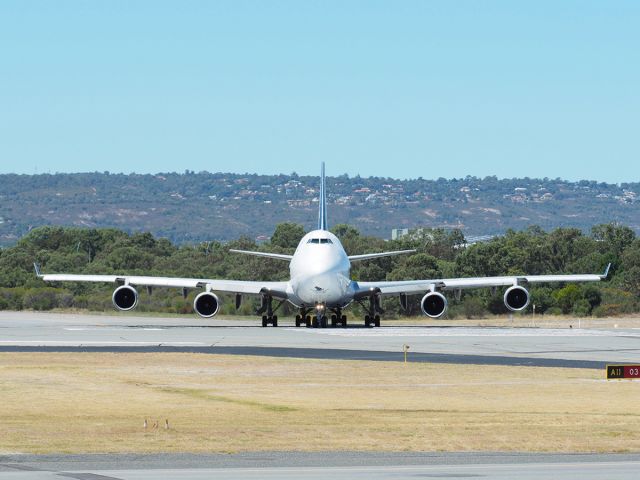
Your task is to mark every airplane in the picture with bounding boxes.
[35,163,611,328]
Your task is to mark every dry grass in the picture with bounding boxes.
[1,353,639,454]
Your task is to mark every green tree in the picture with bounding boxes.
[387,254,440,281]
[553,285,583,314]
[270,223,305,250]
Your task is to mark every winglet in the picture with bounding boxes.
[601,263,612,279]
[33,263,43,277]
[318,162,328,231]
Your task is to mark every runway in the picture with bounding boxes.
[2,452,640,480]
[1,311,640,368]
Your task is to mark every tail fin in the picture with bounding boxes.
[318,162,328,231]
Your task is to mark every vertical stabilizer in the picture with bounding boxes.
[318,162,328,231]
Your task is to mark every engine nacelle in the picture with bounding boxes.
[504,285,530,311]
[421,291,448,318]
[112,285,139,311]
[193,291,220,318]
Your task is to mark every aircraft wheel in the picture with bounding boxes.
[261,316,268,327]
[272,315,278,327]
[312,316,319,328]
[320,317,328,328]
[364,315,371,328]
[374,315,381,328]
[305,315,312,327]
[330,314,337,327]
[295,315,301,327]
[341,315,347,327]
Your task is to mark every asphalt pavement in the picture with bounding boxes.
[2,452,640,479]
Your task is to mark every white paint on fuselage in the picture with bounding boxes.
[287,230,354,308]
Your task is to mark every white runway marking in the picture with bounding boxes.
[64,327,165,331]
[0,341,207,346]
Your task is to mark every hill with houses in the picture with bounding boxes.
[0,171,638,246]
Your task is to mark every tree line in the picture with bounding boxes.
[0,223,638,318]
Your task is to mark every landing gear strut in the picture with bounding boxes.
[357,294,383,328]
[257,295,285,327]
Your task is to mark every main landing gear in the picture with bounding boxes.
[295,311,311,328]
[262,315,278,327]
[357,294,383,328]
[294,307,347,328]
[364,315,381,328]
[330,308,348,328]
[257,294,285,328]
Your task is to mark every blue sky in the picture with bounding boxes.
[1,1,638,182]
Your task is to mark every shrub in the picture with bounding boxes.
[0,288,26,310]
[463,296,485,319]
[572,299,591,317]
[22,288,58,310]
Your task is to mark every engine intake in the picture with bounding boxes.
[112,285,138,311]
[194,291,220,318]
[504,285,530,311]
[421,291,448,318]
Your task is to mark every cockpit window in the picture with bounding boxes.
[307,238,333,244]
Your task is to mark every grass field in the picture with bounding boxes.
[1,353,640,454]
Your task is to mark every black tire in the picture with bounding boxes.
[341,315,347,327]
[312,316,319,328]
[272,316,278,327]
[364,315,371,327]
[330,314,337,328]
[320,317,328,328]
[305,315,311,327]
[374,315,381,328]
[295,315,301,327]
[261,316,268,327]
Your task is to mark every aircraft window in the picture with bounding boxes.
[307,239,321,244]
[320,239,333,244]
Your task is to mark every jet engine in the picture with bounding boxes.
[193,291,220,318]
[504,285,530,311]
[420,291,448,318]
[112,285,139,311]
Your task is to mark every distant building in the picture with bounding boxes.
[391,228,409,240]
[391,228,431,241]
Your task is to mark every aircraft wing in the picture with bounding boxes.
[228,249,293,261]
[356,264,611,297]
[34,265,289,298]
[348,249,416,262]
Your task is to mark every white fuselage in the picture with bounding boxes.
[286,230,355,308]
